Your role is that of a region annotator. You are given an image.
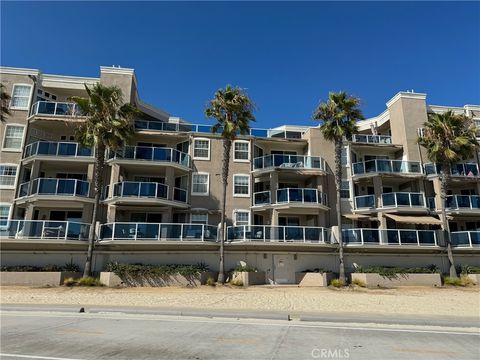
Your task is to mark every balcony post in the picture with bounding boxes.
[54,102,58,116]
[468,232,472,248]
[40,221,45,240]
[360,229,364,245]
[135,223,139,241]
[180,224,184,241]
[417,230,420,246]
[65,221,69,241]
[112,223,115,241]
[201,225,205,242]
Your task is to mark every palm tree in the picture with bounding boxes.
[205,85,255,284]
[70,83,138,277]
[313,91,364,284]
[1,83,11,122]
[418,110,479,278]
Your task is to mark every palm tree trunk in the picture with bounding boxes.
[217,139,231,284]
[440,161,457,278]
[334,140,346,283]
[83,143,105,278]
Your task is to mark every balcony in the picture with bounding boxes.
[29,101,85,118]
[354,195,376,210]
[17,178,90,199]
[342,228,438,246]
[424,163,479,178]
[107,146,191,169]
[354,192,426,211]
[227,225,330,243]
[445,195,480,213]
[253,188,327,208]
[451,231,480,248]
[105,181,188,206]
[352,159,422,177]
[252,154,325,172]
[351,134,393,144]
[24,141,93,161]
[99,223,217,242]
[0,220,90,241]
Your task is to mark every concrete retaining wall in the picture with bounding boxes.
[351,273,442,288]
[295,272,334,287]
[467,274,480,285]
[231,271,266,286]
[99,271,217,287]
[0,272,82,286]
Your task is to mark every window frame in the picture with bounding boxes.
[10,84,33,111]
[2,124,25,152]
[192,138,211,160]
[233,140,250,162]
[233,209,250,226]
[191,213,208,224]
[0,203,12,229]
[0,164,19,189]
[233,174,250,197]
[191,172,210,196]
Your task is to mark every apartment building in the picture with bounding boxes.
[0,65,479,283]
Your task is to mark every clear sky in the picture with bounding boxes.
[1,1,479,127]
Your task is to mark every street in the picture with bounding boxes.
[1,308,479,360]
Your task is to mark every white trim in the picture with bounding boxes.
[233,140,250,162]
[191,172,210,196]
[0,66,39,76]
[0,163,19,189]
[9,84,33,111]
[190,213,208,224]
[233,209,250,226]
[192,138,211,160]
[2,124,26,152]
[386,91,427,108]
[233,174,250,198]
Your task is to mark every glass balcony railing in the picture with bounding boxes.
[253,154,325,171]
[355,195,376,209]
[446,195,480,210]
[108,146,191,168]
[173,187,188,203]
[424,163,479,177]
[17,178,90,198]
[450,231,480,248]
[381,192,425,208]
[30,101,85,117]
[276,188,327,206]
[111,181,168,200]
[342,228,437,246]
[352,159,422,176]
[99,223,217,242]
[351,134,393,144]
[427,197,436,210]
[0,220,90,241]
[24,141,93,159]
[253,191,271,206]
[227,225,330,243]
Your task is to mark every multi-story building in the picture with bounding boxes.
[1,66,479,283]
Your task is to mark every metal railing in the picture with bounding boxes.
[277,188,327,205]
[24,141,93,159]
[450,231,480,248]
[253,191,271,205]
[30,101,85,117]
[446,195,480,210]
[355,195,376,209]
[342,228,437,246]
[111,181,168,200]
[0,220,90,241]
[253,154,325,171]
[108,146,191,168]
[424,163,479,177]
[17,178,90,198]
[381,192,425,208]
[227,225,331,243]
[99,223,218,242]
[352,159,422,176]
[352,134,392,144]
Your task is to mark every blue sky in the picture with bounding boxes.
[1,1,479,127]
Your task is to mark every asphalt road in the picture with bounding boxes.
[1,307,479,360]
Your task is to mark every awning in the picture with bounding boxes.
[384,214,442,225]
[343,214,379,221]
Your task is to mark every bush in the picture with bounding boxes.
[330,279,345,288]
[443,276,474,287]
[206,276,216,286]
[232,265,257,273]
[104,262,210,281]
[1,263,81,272]
[77,277,103,287]
[459,265,480,275]
[354,265,439,279]
[231,278,244,286]
[63,277,77,286]
[301,268,332,273]
[351,278,366,287]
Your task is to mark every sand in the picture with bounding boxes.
[1,285,479,318]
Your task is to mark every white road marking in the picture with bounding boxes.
[0,353,83,360]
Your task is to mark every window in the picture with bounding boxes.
[0,165,17,188]
[10,84,32,109]
[3,125,24,150]
[341,147,349,166]
[234,210,250,226]
[234,140,250,161]
[191,214,208,224]
[0,204,11,227]
[192,173,209,195]
[193,138,210,160]
[341,180,350,199]
[233,175,250,197]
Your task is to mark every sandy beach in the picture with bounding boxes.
[1,285,479,318]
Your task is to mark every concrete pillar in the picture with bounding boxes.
[108,164,120,198]
[165,167,175,201]
[163,209,172,223]
[30,160,41,180]
[271,209,279,226]
[24,204,35,220]
[373,176,383,208]
[106,205,116,223]
[432,178,447,231]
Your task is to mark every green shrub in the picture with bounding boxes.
[63,259,81,272]
[104,262,209,281]
[206,276,216,286]
[354,265,439,279]
[330,279,345,288]
[443,276,474,287]
[77,277,103,287]
[232,265,257,273]
[1,263,81,272]
[63,277,77,286]
[459,265,480,275]
[351,278,366,287]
